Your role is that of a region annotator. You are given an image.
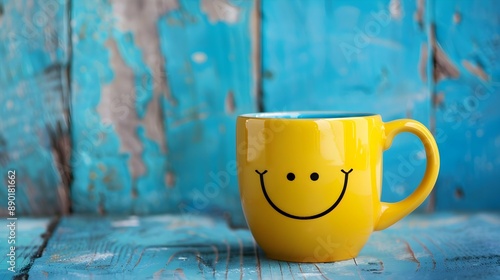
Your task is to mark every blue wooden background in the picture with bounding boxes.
[1,0,499,224]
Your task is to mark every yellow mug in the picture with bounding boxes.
[236,112,439,262]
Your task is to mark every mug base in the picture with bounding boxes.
[264,253,357,263]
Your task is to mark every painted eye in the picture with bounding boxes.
[286,173,295,181]
[310,172,319,181]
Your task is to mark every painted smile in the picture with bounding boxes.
[255,169,353,220]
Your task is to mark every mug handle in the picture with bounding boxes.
[374,119,440,231]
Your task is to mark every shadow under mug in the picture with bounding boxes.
[236,112,440,262]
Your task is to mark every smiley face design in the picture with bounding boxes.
[255,169,353,220]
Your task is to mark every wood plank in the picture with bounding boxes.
[0,0,70,215]
[28,213,500,278]
[430,0,500,210]
[0,218,55,278]
[261,0,433,207]
[159,0,258,226]
[358,213,500,278]
[70,0,178,215]
[70,0,258,224]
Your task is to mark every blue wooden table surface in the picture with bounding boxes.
[1,212,499,279]
[0,218,52,278]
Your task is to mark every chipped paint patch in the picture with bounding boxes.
[201,0,239,24]
[225,90,236,113]
[418,42,428,81]
[453,12,461,24]
[462,60,489,81]
[191,51,207,63]
[112,216,140,227]
[98,38,145,179]
[68,253,114,264]
[432,92,445,107]
[111,0,179,32]
[389,0,403,20]
[109,0,171,151]
[165,171,176,188]
[430,26,460,82]
[414,0,425,28]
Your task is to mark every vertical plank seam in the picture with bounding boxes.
[14,216,61,279]
[426,0,437,212]
[54,0,73,215]
[65,0,74,214]
[254,0,264,112]
[43,0,73,215]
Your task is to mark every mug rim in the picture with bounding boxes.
[238,111,378,120]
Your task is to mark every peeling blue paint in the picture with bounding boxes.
[432,0,500,210]
[157,0,256,224]
[71,0,256,223]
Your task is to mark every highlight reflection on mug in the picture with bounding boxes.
[255,168,353,220]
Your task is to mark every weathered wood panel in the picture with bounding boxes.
[0,218,54,278]
[2,0,499,218]
[431,0,500,210]
[159,0,258,225]
[70,0,257,223]
[29,213,500,278]
[261,0,432,207]
[0,0,70,215]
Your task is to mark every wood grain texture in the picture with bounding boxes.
[0,218,53,278]
[430,0,500,210]
[70,0,257,223]
[261,0,432,207]
[28,213,500,279]
[0,0,70,216]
